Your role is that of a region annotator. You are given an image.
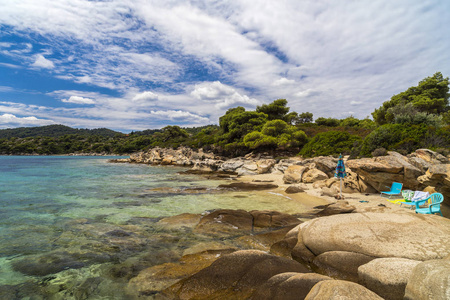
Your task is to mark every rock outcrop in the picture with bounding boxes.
[114,147,450,210]
[304,280,383,300]
[358,258,421,300]
[404,256,450,300]
[251,272,333,300]
[161,250,311,299]
[290,212,450,299]
[299,213,450,261]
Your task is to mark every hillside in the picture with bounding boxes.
[0,124,123,139]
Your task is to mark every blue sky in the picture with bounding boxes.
[0,0,449,132]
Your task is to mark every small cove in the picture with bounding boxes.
[0,156,318,298]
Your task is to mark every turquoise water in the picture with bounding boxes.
[0,156,308,299]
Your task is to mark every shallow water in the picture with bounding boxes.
[0,156,310,298]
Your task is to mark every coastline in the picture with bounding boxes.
[232,172,418,216]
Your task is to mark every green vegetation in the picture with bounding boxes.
[1,73,449,157]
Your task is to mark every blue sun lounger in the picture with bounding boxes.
[380,182,402,198]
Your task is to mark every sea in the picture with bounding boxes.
[0,156,311,299]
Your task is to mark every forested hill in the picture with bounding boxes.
[0,72,448,156]
[0,124,123,139]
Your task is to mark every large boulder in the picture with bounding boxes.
[162,250,311,299]
[304,280,383,300]
[283,165,308,184]
[311,251,375,282]
[299,213,450,261]
[302,169,329,183]
[404,258,450,300]
[251,272,333,300]
[194,209,300,235]
[409,148,449,164]
[358,257,421,300]
[346,152,422,191]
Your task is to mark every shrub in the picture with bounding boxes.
[299,131,362,157]
[371,147,387,157]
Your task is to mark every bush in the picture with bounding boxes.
[371,147,387,157]
[299,131,362,157]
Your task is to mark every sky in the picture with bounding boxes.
[0,0,449,132]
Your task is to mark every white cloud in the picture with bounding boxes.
[61,96,95,104]
[132,91,158,102]
[0,0,449,128]
[150,110,209,123]
[31,54,55,69]
[191,81,258,109]
[0,113,55,127]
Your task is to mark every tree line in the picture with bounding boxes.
[0,72,449,157]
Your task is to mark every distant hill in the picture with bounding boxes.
[0,124,124,139]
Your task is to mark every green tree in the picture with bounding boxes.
[256,99,290,121]
[218,107,268,143]
[297,112,314,124]
[372,72,449,125]
[244,120,307,151]
[315,117,340,127]
[299,131,362,157]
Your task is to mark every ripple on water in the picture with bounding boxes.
[0,156,318,298]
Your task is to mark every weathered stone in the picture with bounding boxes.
[312,251,375,282]
[12,251,110,276]
[302,169,328,183]
[127,249,235,298]
[194,209,299,236]
[195,209,253,234]
[404,258,450,300]
[283,165,308,184]
[315,201,355,216]
[256,159,276,174]
[346,152,422,191]
[358,257,421,300]
[250,210,300,228]
[156,213,201,230]
[312,156,339,177]
[218,182,278,191]
[300,213,450,261]
[410,148,449,164]
[270,225,300,258]
[291,225,316,266]
[285,185,305,194]
[162,250,311,299]
[251,272,333,300]
[220,158,245,172]
[237,226,298,252]
[304,280,383,300]
[320,186,339,197]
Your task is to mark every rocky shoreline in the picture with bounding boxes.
[107,147,450,299]
[111,147,450,213]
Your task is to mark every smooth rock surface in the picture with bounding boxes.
[312,251,375,282]
[304,280,383,300]
[162,250,311,299]
[358,257,421,300]
[300,213,450,261]
[251,272,333,300]
[404,258,450,300]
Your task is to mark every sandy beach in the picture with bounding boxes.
[238,172,417,216]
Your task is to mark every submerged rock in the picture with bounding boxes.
[161,250,310,299]
[218,182,278,190]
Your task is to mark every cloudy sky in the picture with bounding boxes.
[0,0,449,132]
